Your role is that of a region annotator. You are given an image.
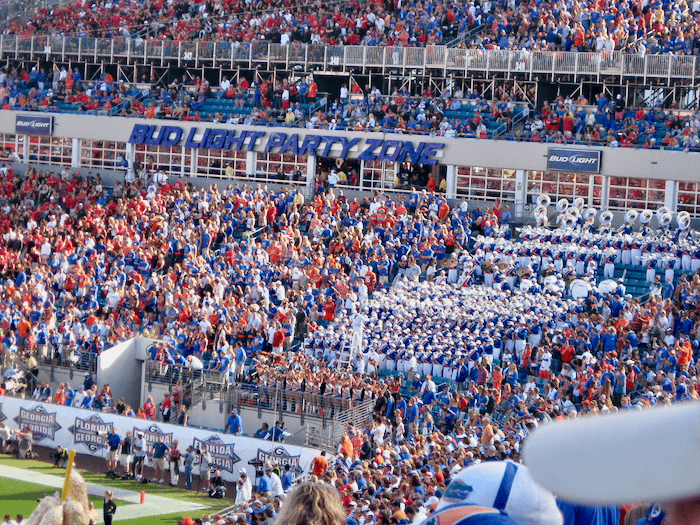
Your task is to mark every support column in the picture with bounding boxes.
[125,142,135,180]
[189,149,198,177]
[245,151,257,177]
[71,138,81,167]
[665,180,678,212]
[514,169,527,209]
[21,135,29,163]
[588,173,595,207]
[445,165,457,199]
[601,175,610,210]
[305,155,316,198]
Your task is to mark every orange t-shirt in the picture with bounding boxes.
[311,455,328,476]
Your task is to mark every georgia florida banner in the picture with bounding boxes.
[0,396,321,483]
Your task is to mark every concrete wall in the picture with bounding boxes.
[96,339,141,408]
[36,365,89,393]
[2,111,697,181]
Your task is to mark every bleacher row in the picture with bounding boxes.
[595,262,692,297]
[14,87,518,139]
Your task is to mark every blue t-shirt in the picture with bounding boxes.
[153,441,169,459]
[107,433,121,450]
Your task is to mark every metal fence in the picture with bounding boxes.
[1,36,698,84]
[219,384,374,448]
[39,352,98,382]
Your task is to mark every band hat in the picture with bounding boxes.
[524,402,700,506]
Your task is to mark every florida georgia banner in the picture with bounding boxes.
[0,396,320,483]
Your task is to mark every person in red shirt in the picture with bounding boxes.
[272,324,286,353]
[308,79,318,101]
[323,297,336,322]
[143,395,156,419]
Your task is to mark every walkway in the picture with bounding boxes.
[0,464,209,522]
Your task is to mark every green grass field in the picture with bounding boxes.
[0,477,129,517]
[0,455,230,524]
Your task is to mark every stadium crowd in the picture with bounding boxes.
[0,160,697,418]
[4,62,700,153]
[6,0,700,54]
[0,154,696,525]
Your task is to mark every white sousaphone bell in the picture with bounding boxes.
[624,209,639,223]
[677,211,691,230]
[534,205,548,218]
[659,212,674,227]
[566,206,581,218]
[640,210,654,224]
[556,198,570,213]
[599,210,614,225]
[574,197,586,209]
[584,207,598,221]
[537,194,552,207]
[657,206,672,219]
[562,214,577,228]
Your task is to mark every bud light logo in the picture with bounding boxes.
[15,115,53,135]
[547,148,601,173]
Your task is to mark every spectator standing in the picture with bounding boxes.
[257,466,272,497]
[106,427,121,476]
[177,404,189,426]
[152,435,170,484]
[268,464,285,498]
[184,446,195,489]
[103,491,116,525]
[237,469,252,505]
[161,393,172,423]
[120,431,133,477]
[132,432,146,480]
[271,421,287,442]
[169,440,182,486]
[16,427,33,459]
[225,409,242,435]
[281,464,293,492]
[310,451,329,477]
[199,444,212,493]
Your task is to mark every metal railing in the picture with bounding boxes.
[38,351,98,382]
[145,360,206,410]
[303,398,375,452]
[1,36,698,84]
[220,384,374,449]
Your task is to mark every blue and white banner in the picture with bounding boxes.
[0,396,321,482]
[15,115,54,135]
[547,148,601,173]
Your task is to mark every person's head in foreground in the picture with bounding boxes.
[274,482,346,525]
[436,460,562,525]
[524,401,700,525]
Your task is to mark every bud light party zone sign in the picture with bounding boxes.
[128,124,445,165]
[15,115,54,135]
[547,148,601,173]
[0,396,322,483]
